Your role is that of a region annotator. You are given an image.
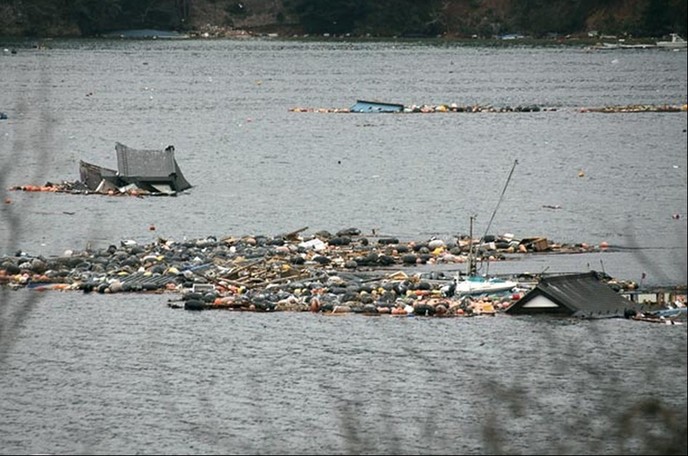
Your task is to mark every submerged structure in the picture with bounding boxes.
[79,142,192,195]
[505,271,646,318]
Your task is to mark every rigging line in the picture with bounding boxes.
[476,159,519,273]
[480,158,519,243]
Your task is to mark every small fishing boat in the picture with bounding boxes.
[594,41,655,50]
[631,311,685,325]
[454,275,518,297]
[646,306,687,319]
[453,160,520,298]
[656,33,687,49]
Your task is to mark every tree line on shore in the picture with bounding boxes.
[0,0,686,39]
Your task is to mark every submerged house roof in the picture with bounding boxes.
[505,271,644,318]
[78,143,192,195]
[115,142,192,193]
[79,160,117,191]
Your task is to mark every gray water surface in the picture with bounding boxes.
[1,291,686,455]
[1,39,687,455]
[1,39,686,285]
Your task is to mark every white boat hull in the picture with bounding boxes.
[657,34,687,49]
[455,276,518,296]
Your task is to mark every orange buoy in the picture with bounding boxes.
[310,297,320,313]
[600,241,609,250]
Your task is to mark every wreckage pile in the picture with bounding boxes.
[0,227,638,316]
[578,103,688,113]
[289,103,556,113]
[289,103,553,113]
[9,142,192,197]
[289,102,687,114]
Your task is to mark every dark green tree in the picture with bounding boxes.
[6,0,72,35]
[64,0,184,35]
[67,0,123,35]
[364,0,443,37]
[118,0,183,30]
[509,0,589,37]
[642,0,685,36]
[290,0,369,35]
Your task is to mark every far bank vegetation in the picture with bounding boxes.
[0,0,686,39]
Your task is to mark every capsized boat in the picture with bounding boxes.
[350,100,404,113]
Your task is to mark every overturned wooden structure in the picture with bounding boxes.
[79,142,192,195]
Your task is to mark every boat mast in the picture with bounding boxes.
[468,214,477,276]
[474,158,519,275]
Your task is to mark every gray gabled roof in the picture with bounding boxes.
[505,271,643,318]
[116,142,176,178]
[115,142,192,192]
[76,143,192,195]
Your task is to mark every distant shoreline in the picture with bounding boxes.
[0,30,669,49]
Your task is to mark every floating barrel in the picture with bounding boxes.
[184,299,206,311]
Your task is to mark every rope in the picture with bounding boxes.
[476,159,519,273]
